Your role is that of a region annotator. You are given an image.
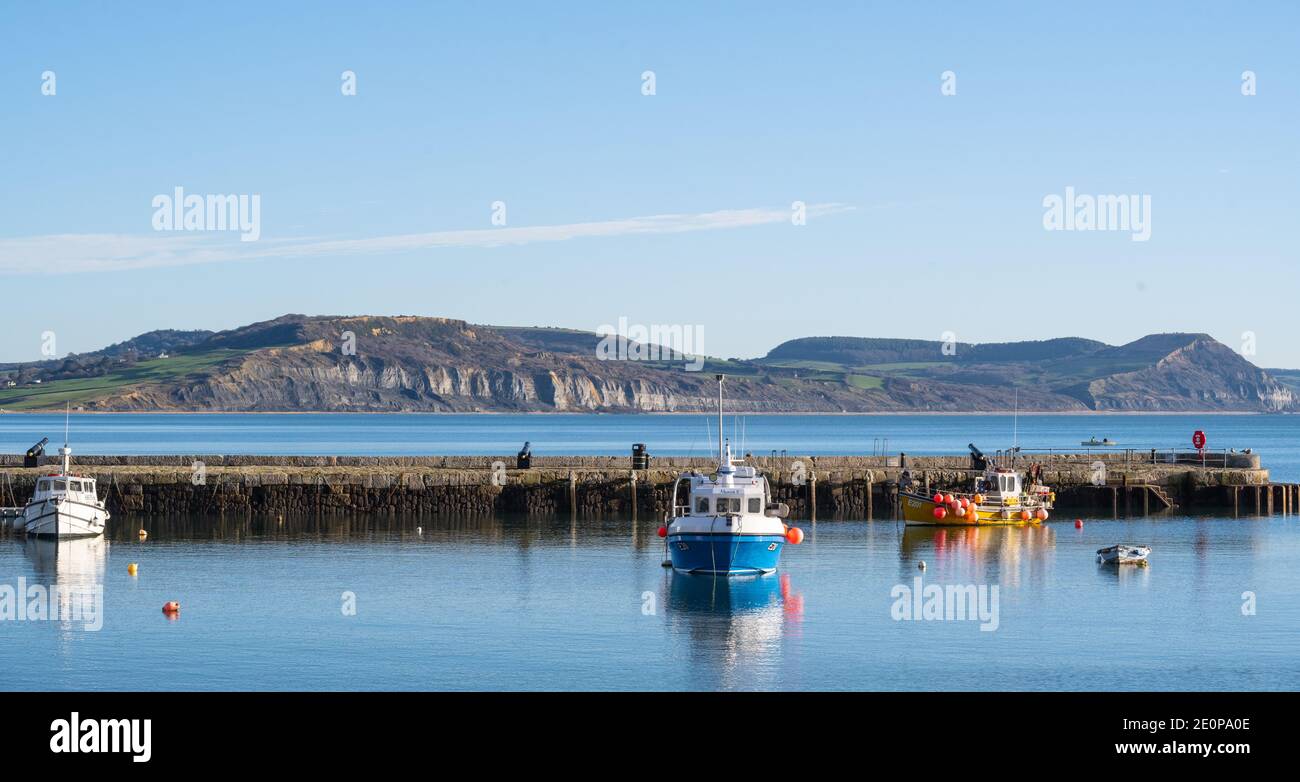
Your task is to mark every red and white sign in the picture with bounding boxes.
[1192,430,1206,449]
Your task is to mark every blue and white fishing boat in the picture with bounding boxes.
[662,375,800,575]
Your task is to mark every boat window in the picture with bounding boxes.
[38,479,49,492]
[53,479,66,492]
[748,497,762,514]
[695,496,710,514]
[69,480,83,492]
[720,498,742,514]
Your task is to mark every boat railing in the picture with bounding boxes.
[917,487,1054,508]
[999,446,1236,468]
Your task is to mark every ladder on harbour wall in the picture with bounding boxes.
[1108,484,1175,516]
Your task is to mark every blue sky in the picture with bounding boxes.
[1,2,1297,365]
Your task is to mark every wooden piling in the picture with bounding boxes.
[809,471,817,522]
[629,471,637,519]
[866,478,873,521]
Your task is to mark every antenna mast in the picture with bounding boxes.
[716,374,725,464]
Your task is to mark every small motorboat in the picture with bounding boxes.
[1081,437,1117,447]
[1097,544,1150,565]
[899,444,1054,526]
[19,409,109,538]
[662,375,797,576]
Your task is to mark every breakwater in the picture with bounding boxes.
[1,451,1292,520]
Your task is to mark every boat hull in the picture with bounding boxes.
[901,493,1041,527]
[667,533,785,575]
[22,499,108,538]
[1097,545,1150,565]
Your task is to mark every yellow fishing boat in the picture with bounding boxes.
[901,465,1054,526]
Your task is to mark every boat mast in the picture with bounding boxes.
[62,402,71,476]
[1012,388,1019,468]
[716,374,725,464]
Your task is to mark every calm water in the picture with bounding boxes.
[1,412,1297,691]
[2,412,1297,480]
[1,512,1297,691]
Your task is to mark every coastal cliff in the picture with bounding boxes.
[0,315,1293,413]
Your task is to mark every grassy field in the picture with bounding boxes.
[0,349,245,410]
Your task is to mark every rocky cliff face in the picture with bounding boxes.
[6,315,1295,413]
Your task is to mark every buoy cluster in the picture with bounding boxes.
[930,492,975,520]
[931,492,1049,522]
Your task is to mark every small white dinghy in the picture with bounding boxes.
[1097,544,1150,566]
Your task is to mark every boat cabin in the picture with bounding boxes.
[672,446,779,520]
[975,468,1023,499]
[34,475,98,504]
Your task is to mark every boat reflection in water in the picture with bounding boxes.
[23,535,107,585]
[665,572,804,690]
[21,535,108,634]
[900,524,1057,589]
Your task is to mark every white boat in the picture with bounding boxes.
[1096,544,1150,565]
[662,375,798,576]
[20,418,109,538]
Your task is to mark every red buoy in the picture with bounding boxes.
[162,601,180,615]
[933,506,947,520]
[959,497,969,509]
[786,527,804,545]
[1074,519,1083,529]
[932,493,944,504]
[943,493,955,504]
[656,526,667,538]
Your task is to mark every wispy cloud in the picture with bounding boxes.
[0,203,854,275]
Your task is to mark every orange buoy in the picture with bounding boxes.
[1020,510,1031,521]
[1074,519,1083,529]
[1035,508,1048,521]
[933,506,947,520]
[162,601,180,614]
[786,527,804,545]
[656,526,667,538]
[973,493,984,505]
[127,563,138,576]
[943,493,955,504]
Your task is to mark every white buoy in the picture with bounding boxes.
[918,561,927,570]
[416,526,423,535]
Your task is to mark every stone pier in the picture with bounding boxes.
[0,451,1278,521]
